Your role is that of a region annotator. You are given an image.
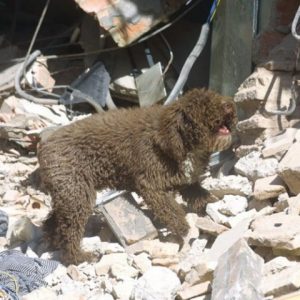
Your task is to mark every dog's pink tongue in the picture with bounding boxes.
[219,126,230,135]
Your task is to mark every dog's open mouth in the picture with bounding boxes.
[217,116,233,136]
[218,125,230,135]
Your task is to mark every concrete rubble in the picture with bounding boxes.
[0,17,300,300]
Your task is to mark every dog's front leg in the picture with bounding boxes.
[179,183,216,215]
[137,187,189,237]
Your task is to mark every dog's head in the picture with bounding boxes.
[158,88,237,162]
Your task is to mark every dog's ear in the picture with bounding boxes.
[157,109,187,162]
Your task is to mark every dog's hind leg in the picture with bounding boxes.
[137,187,189,237]
[44,179,96,265]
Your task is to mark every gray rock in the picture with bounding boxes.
[247,213,300,253]
[212,239,264,300]
[201,175,252,198]
[131,266,180,300]
[278,142,300,195]
[235,151,278,180]
[219,195,248,216]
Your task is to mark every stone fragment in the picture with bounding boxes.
[178,238,208,277]
[254,175,286,201]
[262,265,300,297]
[274,193,290,212]
[186,217,252,286]
[278,142,300,195]
[237,113,289,132]
[262,128,297,158]
[195,217,228,236]
[205,201,228,225]
[95,253,128,275]
[247,213,300,253]
[110,262,139,280]
[100,242,125,254]
[22,287,57,300]
[113,278,135,300]
[224,209,257,228]
[2,190,20,203]
[8,216,42,247]
[206,217,252,265]
[248,198,272,211]
[201,175,252,198]
[81,236,102,257]
[235,151,278,180]
[89,293,114,300]
[211,239,264,300]
[131,266,180,300]
[219,195,248,216]
[133,253,152,274]
[177,281,211,300]
[126,239,179,258]
[287,194,300,215]
[263,256,297,276]
[152,256,179,268]
[234,67,294,107]
[44,264,67,286]
[67,264,88,282]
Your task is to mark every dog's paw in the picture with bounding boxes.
[61,250,100,266]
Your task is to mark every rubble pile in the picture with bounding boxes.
[0,33,300,300]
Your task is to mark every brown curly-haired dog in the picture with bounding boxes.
[38,88,237,265]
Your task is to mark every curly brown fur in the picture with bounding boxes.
[38,88,237,265]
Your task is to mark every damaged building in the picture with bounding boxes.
[0,0,300,299]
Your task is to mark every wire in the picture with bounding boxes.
[164,0,222,104]
[292,5,300,41]
[207,0,221,23]
[22,0,51,81]
[160,34,174,76]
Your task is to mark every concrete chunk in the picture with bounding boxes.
[247,213,300,252]
[262,128,297,158]
[253,175,286,201]
[278,142,300,195]
[235,151,278,180]
[211,239,264,300]
[262,264,300,297]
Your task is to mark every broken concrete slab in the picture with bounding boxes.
[126,239,179,258]
[287,194,300,215]
[253,175,286,201]
[97,192,158,246]
[235,151,278,180]
[131,266,181,300]
[177,281,211,300]
[263,256,297,276]
[262,128,298,158]
[278,142,300,195]
[247,213,300,253]
[237,113,289,131]
[262,264,300,297]
[201,175,252,198]
[211,239,264,300]
[195,217,228,236]
[234,68,294,110]
[218,195,248,216]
